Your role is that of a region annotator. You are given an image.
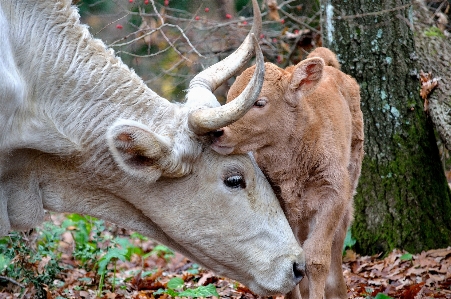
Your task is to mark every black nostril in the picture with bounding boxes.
[212,129,224,138]
[293,262,305,281]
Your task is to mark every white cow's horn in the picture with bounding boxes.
[188,0,264,135]
[188,37,264,135]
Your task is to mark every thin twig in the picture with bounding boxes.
[108,27,149,46]
[94,12,130,36]
[0,275,26,288]
[279,9,320,33]
[116,46,171,57]
[148,0,191,62]
[110,27,159,47]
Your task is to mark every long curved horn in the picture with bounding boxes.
[187,0,264,135]
[188,36,264,135]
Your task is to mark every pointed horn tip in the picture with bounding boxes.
[250,0,262,35]
[187,1,263,136]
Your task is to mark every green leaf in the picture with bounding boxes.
[65,213,86,223]
[186,263,200,275]
[97,248,127,275]
[343,228,356,251]
[149,244,175,261]
[142,270,157,277]
[130,232,148,241]
[167,289,179,297]
[167,277,185,290]
[374,293,393,299]
[154,288,179,297]
[115,237,143,258]
[178,284,219,298]
[0,254,11,273]
[400,253,413,261]
[424,26,446,38]
[153,288,166,295]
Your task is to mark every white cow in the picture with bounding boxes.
[0,0,305,295]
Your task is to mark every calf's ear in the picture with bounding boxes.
[288,57,324,104]
[107,120,171,182]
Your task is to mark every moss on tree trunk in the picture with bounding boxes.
[320,0,451,255]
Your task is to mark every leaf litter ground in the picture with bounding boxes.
[0,214,450,299]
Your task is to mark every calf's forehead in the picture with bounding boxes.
[227,63,286,102]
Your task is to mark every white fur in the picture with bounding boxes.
[0,0,305,295]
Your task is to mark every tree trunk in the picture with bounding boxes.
[216,0,235,19]
[320,0,451,255]
[412,0,451,150]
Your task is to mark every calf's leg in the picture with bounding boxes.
[285,282,302,299]
[324,205,352,299]
[301,181,350,299]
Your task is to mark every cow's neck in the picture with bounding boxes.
[3,1,176,157]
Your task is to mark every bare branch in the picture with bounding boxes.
[0,276,26,288]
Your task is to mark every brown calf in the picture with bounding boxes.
[212,47,364,299]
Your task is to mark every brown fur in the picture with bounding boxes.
[212,47,364,299]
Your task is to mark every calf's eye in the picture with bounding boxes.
[254,98,267,107]
[224,175,246,189]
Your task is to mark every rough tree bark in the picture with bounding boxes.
[320,0,451,255]
[413,0,451,150]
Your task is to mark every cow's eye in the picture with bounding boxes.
[254,98,267,107]
[224,175,246,189]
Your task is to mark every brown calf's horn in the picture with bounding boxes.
[188,0,264,135]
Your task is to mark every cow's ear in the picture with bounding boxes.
[288,57,324,102]
[107,120,171,182]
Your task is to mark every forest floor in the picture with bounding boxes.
[0,214,450,299]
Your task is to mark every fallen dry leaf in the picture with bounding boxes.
[419,70,440,111]
[3,215,451,299]
[343,247,451,299]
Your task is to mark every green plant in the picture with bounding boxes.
[0,254,10,273]
[186,263,200,275]
[343,228,356,253]
[373,293,393,299]
[400,252,413,261]
[361,286,394,299]
[61,214,146,296]
[424,26,446,38]
[0,214,183,297]
[0,224,64,299]
[154,277,220,298]
[147,244,175,262]
[62,214,105,268]
[96,237,143,296]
